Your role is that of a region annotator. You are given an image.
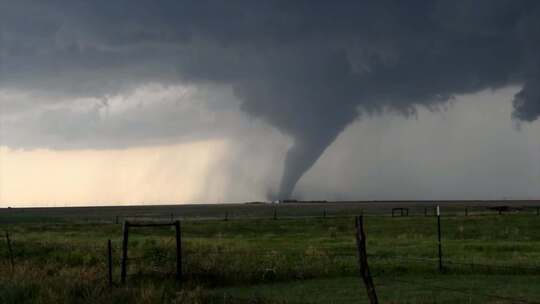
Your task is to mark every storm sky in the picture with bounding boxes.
[1,1,540,206]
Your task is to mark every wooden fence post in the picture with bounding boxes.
[323,208,327,219]
[465,208,468,216]
[224,211,229,221]
[273,207,277,220]
[437,205,443,272]
[121,221,130,284]
[107,239,113,288]
[174,220,182,284]
[355,216,378,304]
[5,231,14,271]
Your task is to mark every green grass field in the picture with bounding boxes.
[1,203,540,303]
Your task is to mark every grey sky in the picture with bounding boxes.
[1,1,539,202]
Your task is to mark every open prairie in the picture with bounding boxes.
[2,201,540,303]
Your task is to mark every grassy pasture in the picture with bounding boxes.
[1,202,540,303]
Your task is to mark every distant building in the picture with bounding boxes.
[282,199,298,203]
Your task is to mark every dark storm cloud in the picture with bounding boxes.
[1,0,540,198]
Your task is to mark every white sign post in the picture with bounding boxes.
[436,204,443,272]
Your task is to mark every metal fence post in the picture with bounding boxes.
[437,205,443,272]
[175,220,182,284]
[121,221,130,284]
[107,239,113,288]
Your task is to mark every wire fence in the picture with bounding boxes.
[4,203,540,225]
[4,211,540,303]
[368,254,540,273]
[356,212,540,303]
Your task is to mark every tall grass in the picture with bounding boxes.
[2,214,540,303]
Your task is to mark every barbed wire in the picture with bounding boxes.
[5,214,540,303]
[367,254,540,273]
[4,239,540,274]
[6,206,540,225]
